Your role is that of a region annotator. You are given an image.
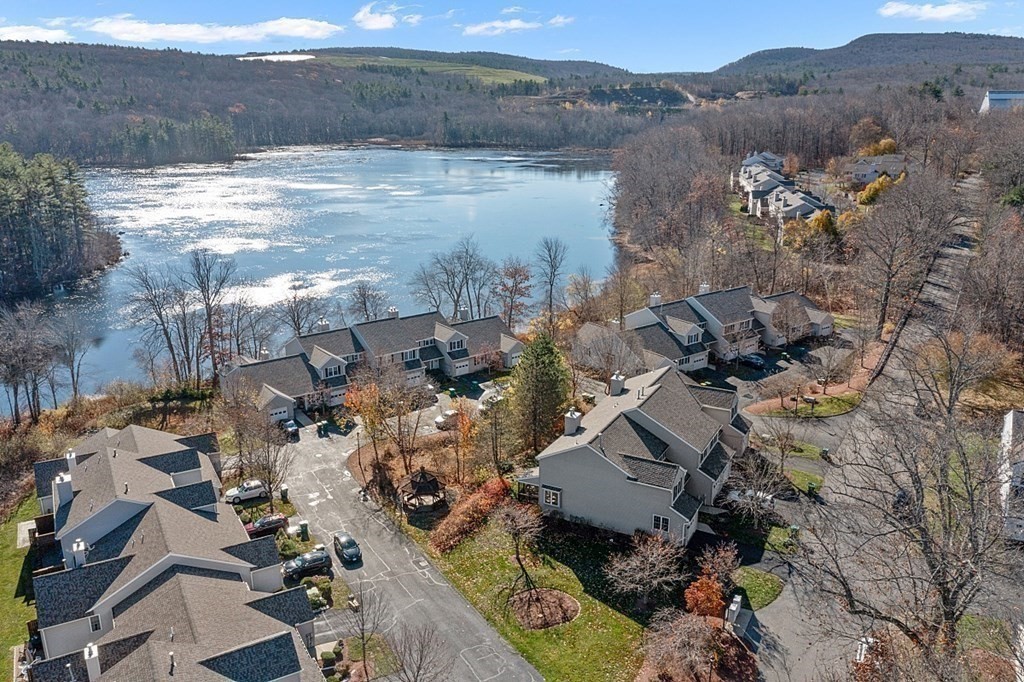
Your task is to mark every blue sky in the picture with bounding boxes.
[2,1,1022,72]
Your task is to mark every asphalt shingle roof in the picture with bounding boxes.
[600,414,669,461]
[222,535,281,569]
[154,480,218,511]
[671,491,702,521]
[651,298,705,326]
[685,384,737,410]
[295,326,363,358]
[33,457,68,498]
[246,587,316,626]
[34,556,132,628]
[639,372,722,452]
[199,632,308,682]
[699,441,734,480]
[632,323,694,362]
[225,354,337,400]
[619,455,679,488]
[689,286,755,324]
[354,311,448,357]
[451,315,517,357]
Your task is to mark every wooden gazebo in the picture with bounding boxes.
[397,466,448,514]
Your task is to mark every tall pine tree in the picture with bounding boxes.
[507,334,570,454]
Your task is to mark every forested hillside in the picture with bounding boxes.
[0,144,120,300]
[0,41,651,166]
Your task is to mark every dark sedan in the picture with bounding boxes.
[282,547,333,580]
[333,532,362,564]
[244,512,288,539]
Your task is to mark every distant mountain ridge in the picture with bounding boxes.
[715,32,1024,75]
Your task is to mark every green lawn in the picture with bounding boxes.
[832,313,859,330]
[958,614,1012,656]
[705,515,797,556]
[763,440,823,460]
[315,54,545,84]
[346,633,400,678]
[413,521,645,682]
[786,469,824,495]
[732,567,784,610]
[766,391,862,418]
[0,494,39,677]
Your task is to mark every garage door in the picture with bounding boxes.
[269,408,289,421]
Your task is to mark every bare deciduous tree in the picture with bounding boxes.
[388,622,455,682]
[534,236,569,336]
[51,312,90,403]
[345,582,392,681]
[604,533,689,611]
[643,608,716,680]
[183,249,237,387]
[495,502,543,599]
[274,288,337,338]
[492,256,532,332]
[727,448,786,529]
[348,280,390,322]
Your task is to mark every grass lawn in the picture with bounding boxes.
[0,494,38,677]
[704,514,797,555]
[786,469,824,495]
[732,567,784,610]
[832,313,859,330]
[233,498,298,520]
[314,54,545,85]
[760,439,823,460]
[766,391,862,418]
[346,633,400,678]
[407,519,645,682]
[958,614,1012,656]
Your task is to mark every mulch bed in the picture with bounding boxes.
[509,588,580,630]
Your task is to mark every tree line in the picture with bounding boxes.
[0,143,120,300]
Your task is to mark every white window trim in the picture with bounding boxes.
[90,614,101,632]
[543,489,561,507]
[324,364,342,378]
[653,514,670,533]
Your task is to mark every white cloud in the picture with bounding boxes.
[353,2,399,30]
[557,47,580,54]
[0,25,73,41]
[547,14,574,27]
[877,1,988,20]
[501,6,526,13]
[403,14,424,26]
[462,18,542,36]
[75,15,343,43]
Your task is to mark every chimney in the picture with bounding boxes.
[698,282,710,295]
[387,306,399,319]
[84,643,100,681]
[65,450,78,471]
[123,482,129,495]
[54,471,73,509]
[315,316,330,333]
[457,305,469,322]
[609,372,626,396]
[258,346,270,361]
[71,538,87,568]
[169,652,175,675]
[649,291,662,308]
[563,409,582,436]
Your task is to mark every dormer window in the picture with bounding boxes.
[687,333,699,345]
[673,478,683,499]
[449,339,465,352]
[401,349,417,362]
[418,338,434,348]
[324,364,342,379]
[739,320,751,331]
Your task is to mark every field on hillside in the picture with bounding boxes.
[314,54,546,84]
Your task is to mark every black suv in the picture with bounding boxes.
[282,547,333,580]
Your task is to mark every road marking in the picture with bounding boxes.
[459,645,507,682]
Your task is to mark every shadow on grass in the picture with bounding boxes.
[16,549,35,604]
[404,507,448,532]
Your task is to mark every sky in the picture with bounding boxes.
[2,1,1023,72]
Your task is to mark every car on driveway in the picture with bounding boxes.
[225,479,269,505]
[282,546,333,580]
[333,532,362,564]
[434,409,458,430]
[244,512,288,539]
[281,419,300,439]
[739,353,766,369]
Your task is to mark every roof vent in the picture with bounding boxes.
[123,482,129,495]
[169,651,175,675]
[387,306,399,319]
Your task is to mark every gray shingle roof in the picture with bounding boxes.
[246,587,316,626]
[33,457,68,498]
[671,491,702,521]
[354,311,448,357]
[731,414,752,435]
[640,372,722,451]
[295,326,363,358]
[225,353,336,400]
[139,448,201,475]
[651,298,705,326]
[685,384,737,410]
[34,556,132,628]
[419,344,443,361]
[175,432,220,454]
[223,536,281,569]
[699,442,733,480]
[619,455,679,488]
[689,286,755,324]
[199,632,306,682]
[632,323,694,362]
[600,414,669,461]
[451,315,517,357]
[154,480,218,511]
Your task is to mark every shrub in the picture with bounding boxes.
[321,650,336,667]
[238,511,252,524]
[429,477,510,553]
[685,575,726,618]
[277,537,302,560]
[307,589,326,610]
[312,575,333,602]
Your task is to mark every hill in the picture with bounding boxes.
[716,32,1024,74]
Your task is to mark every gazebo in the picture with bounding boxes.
[397,466,448,514]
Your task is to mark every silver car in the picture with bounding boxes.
[225,479,269,505]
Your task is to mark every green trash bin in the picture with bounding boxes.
[299,520,309,542]
[280,484,289,504]
[448,387,457,399]
[807,481,819,496]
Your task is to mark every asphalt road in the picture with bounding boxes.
[285,423,542,682]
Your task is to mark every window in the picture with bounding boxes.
[698,322,707,330]
[653,515,670,533]
[739,320,751,330]
[679,356,690,366]
[401,349,417,362]
[418,338,434,348]
[324,364,342,379]
[449,339,465,351]
[673,479,683,499]
[723,323,736,335]
[687,333,699,344]
[90,615,101,632]
[543,488,561,507]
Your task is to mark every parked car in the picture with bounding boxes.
[434,409,458,430]
[333,532,362,563]
[225,479,269,505]
[727,488,775,509]
[281,419,299,439]
[478,395,503,414]
[282,546,333,580]
[244,512,288,539]
[739,353,766,369]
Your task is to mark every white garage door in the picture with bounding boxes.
[269,408,289,421]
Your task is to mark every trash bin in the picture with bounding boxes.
[299,520,309,542]
[448,387,457,399]
[807,481,819,496]
[821,448,830,462]
[280,484,289,503]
